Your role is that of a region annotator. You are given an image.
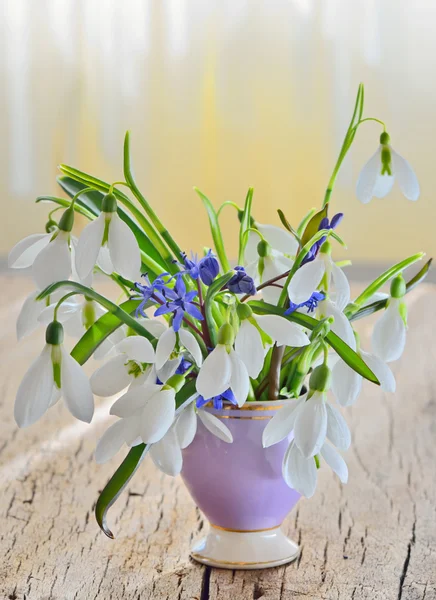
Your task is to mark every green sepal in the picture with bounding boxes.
[390,274,406,299]
[309,364,331,392]
[46,321,64,345]
[57,207,75,232]
[217,323,235,346]
[101,192,117,213]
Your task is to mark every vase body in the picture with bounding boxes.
[181,400,300,569]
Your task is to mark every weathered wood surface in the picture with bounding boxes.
[0,274,435,600]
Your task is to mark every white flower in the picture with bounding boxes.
[287,252,350,312]
[235,313,310,378]
[245,224,298,304]
[356,135,419,204]
[318,298,356,350]
[14,323,94,427]
[9,229,73,290]
[38,297,106,339]
[282,440,348,498]
[90,336,156,397]
[196,342,249,407]
[75,203,141,281]
[372,297,407,362]
[155,326,203,371]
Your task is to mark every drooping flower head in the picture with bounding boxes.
[154,274,203,331]
[227,266,257,296]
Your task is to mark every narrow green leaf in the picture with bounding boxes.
[238,188,253,265]
[36,195,96,220]
[277,209,301,244]
[249,300,379,384]
[352,252,425,309]
[300,205,328,248]
[194,187,231,271]
[204,271,235,345]
[95,381,197,538]
[297,208,316,238]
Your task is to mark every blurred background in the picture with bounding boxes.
[0,0,435,271]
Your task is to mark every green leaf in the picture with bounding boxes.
[248,300,380,384]
[350,259,432,322]
[297,208,316,238]
[300,205,328,248]
[194,187,231,272]
[351,253,425,310]
[36,281,155,344]
[95,380,197,538]
[204,271,235,345]
[277,209,301,244]
[238,188,253,265]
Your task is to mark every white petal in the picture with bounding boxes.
[356,147,381,204]
[150,428,183,476]
[175,403,198,449]
[320,443,348,484]
[260,255,293,305]
[321,300,356,350]
[294,392,327,458]
[361,292,389,308]
[179,328,203,367]
[282,441,317,498]
[330,262,351,312]
[287,259,325,305]
[115,336,155,363]
[156,357,180,383]
[360,350,396,392]
[244,232,260,265]
[110,383,161,417]
[262,397,305,448]
[255,314,310,348]
[372,299,406,362]
[331,358,362,407]
[96,245,114,275]
[373,174,395,198]
[155,327,176,370]
[75,214,105,281]
[94,326,126,360]
[38,300,80,326]
[258,223,299,256]
[90,354,132,396]
[17,291,43,340]
[196,345,231,400]
[61,347,94,423]
[392,149,420,201]
[326,403,351,450]
[139,388,176,444]
[33,234,72,290]
[138,318,167,338]
[229,350,250,407]
[130,364,157,387]
[14,346,54,427]
[235,320,265,378]
[9,233,51,269]
[63,310,85,338]
[107,213,141,280]
[198,410,233,443]
[95,420,128,464]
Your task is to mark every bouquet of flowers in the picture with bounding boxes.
[10,84,430,538]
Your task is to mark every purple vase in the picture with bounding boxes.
[181,400,301,569]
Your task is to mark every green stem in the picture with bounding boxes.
[53,291,78,321]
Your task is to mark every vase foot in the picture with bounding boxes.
[190,525,300,570]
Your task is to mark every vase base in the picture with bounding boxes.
[190,525,300,570]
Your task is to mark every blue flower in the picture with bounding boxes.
[302,213,344,265]
[285,291,325,315]
[133,273,169,318]
[196,388,238,410]
[176,249,220,286]
[154,274,204,332]
[176,251,200,279]
[227,266,257,296]
[176,358,192,375]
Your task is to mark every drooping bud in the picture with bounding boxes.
[257,239,271,258]
[380,131,390,145]
[198,250,220,286]
[236,302,253,321]
[58,207,75,232]
[46,321,64,345]
[390,274,406,299]
[309,364,331,392]
[217,323,235,347]
[101,192,118,213]
[380,132,392,176]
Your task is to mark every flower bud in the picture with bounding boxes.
[217,323,235,346]
[58,207,75,232]
[236,302,253,321]
[101,192,117,213]
[227,266,257,296]
[380,131,390,145]
[45,321,64,345]
[309,364,331,392]
[390,274,406,299]
[257,240,271,258]
[198,251,220,286]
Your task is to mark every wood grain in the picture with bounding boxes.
[0,275,435,599]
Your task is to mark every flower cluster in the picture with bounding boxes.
[9,84,429,530]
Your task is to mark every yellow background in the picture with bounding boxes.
[1,0,434,265]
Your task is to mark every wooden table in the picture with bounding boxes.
[1,275,435,600]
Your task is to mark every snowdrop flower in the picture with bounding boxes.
[356,132,420,204]
[90,335,156,397]
[196,323,249,407]
[372,275,407,362]
[9,208,76,290]
[235,303,310,378]
[16,289,66,341]
[14,321,94,427]
[75,192,141,282]
[155,325,202,371]
[38,297,106,339]
[282,440,348,498]
[287,241,350,312]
